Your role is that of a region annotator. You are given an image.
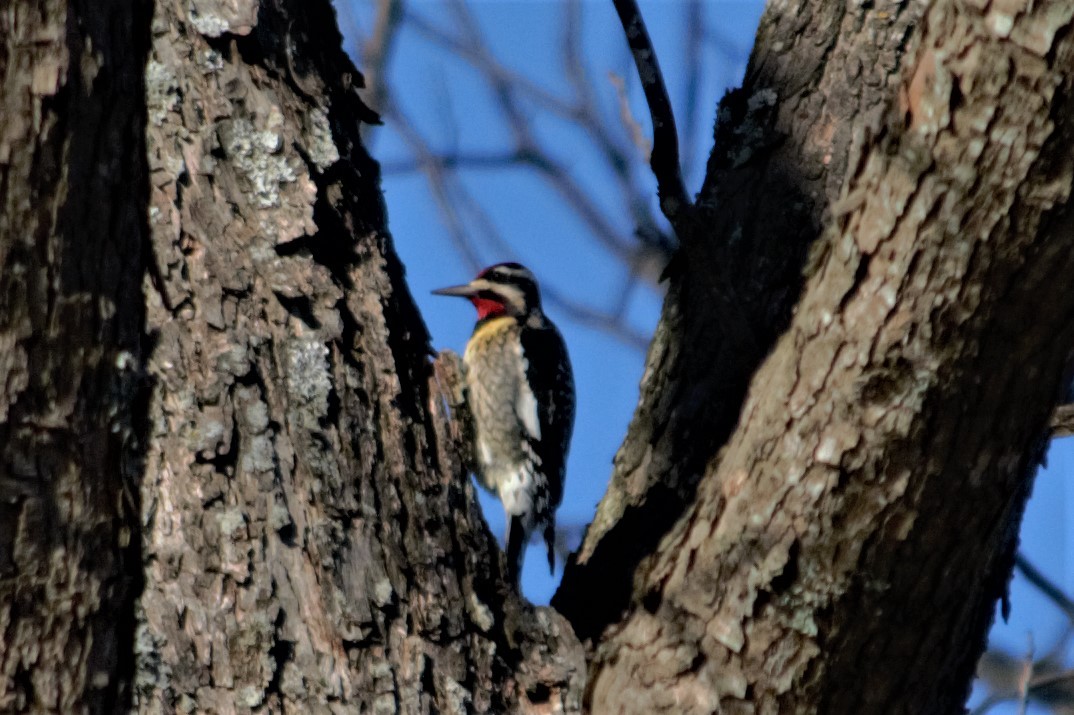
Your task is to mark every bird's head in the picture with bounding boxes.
[432,262,542,321]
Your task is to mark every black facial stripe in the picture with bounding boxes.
[477,288,506,302]
[487,263,532,281]
[491,272,534,288]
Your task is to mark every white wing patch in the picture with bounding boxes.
[499,463,536,526]
[515,340,541,441]
[474,437,496,492]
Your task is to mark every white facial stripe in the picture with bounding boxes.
[494,265,535,282]
[501,285,527,314]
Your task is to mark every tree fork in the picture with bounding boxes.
[558,0,929,642]
[3,0,1073,713]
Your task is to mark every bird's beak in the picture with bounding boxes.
[431,281,479,298]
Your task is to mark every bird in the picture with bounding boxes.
[433,262,575,586]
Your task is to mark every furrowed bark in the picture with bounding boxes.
[558,0,927,641]
[0,1,150,711]
[585,1,1074,712]
[136,0,582,712]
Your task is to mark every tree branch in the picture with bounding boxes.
[359,0,402,120]
[1015,553,1074,623]
[970,665,1074,715]
[680,0,704,183]
[611,0,692,231]
[396,2,677,279]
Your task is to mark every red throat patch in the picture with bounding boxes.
[471,296,506,320]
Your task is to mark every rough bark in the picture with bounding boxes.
[557,0,927,636]
[578,0,1074,713]
[136,1,581,713]
[4,0,1073,713]
[0,1,150,711]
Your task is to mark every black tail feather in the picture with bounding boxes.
[506,516,526,586]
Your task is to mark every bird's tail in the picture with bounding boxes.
[505,516,526,586]
[544,521,555,575]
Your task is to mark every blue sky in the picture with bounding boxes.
[339,2,1073,711]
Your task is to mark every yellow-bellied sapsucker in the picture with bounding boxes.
[434,263,575,585]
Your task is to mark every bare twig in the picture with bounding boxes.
[611,0,692,231]
[681,0,703,182]
[1016,634,1034,715]
[1022,667,1074,691]
[972,555,1074,714]
[404,10,578,119]
[380,150,526,174]
[543,287,649,351]
[356,1,692,347]
[360,0,403,116]
[341,0,404,145]
[1015,553,1074,623]
[517,151,637,259]
[608,72,651,160]
[406,1,676,269]
[385,99,482,272]
[561,0,672,262]
[971,661,1074,714]
[385,95,651,349]
[449,0,643,264]
[561,0,591,106]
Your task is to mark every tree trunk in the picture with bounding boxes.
[135,0,582,713]
[2,0,1072,713]
[0,1,150,711]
